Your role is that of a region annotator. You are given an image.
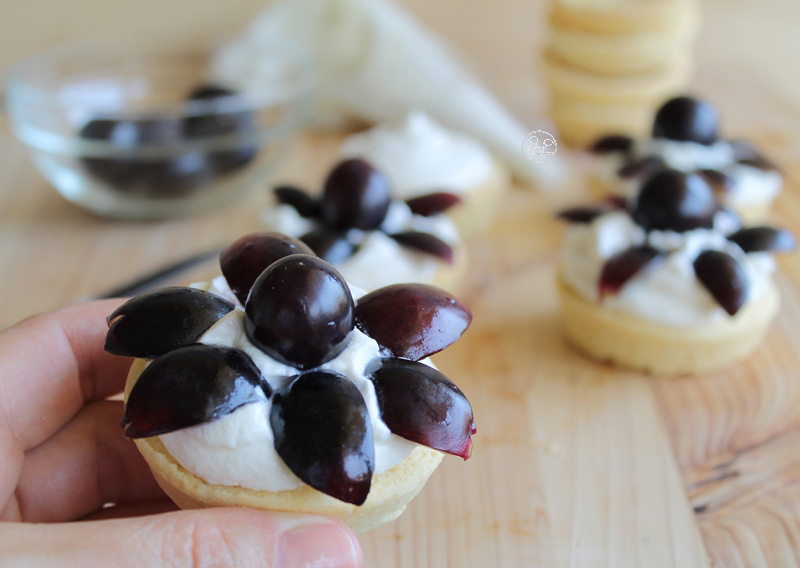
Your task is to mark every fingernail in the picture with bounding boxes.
[279,523,361,568]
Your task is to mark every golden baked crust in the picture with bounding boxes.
[549,0,697,35]
[125,359,444,533]
[556,274,780,375]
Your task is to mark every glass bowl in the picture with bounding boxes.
[5,42,314,219]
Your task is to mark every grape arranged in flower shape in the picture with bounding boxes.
[557,169,795,315]
[272,158,462,264]
[106,233,475,505]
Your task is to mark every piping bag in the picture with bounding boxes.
[212,0,564,188]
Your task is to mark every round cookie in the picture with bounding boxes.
[549,0,698,35]
[126,359,444,534]
[541,49,692,103]
[444,158,510,239]
[551,98,656,147]
[548,3,701,74]
[557,275,780,375]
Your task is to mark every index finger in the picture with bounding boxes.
[0,299,130,452]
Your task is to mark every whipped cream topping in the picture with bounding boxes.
[341,111,495,198]
[160,277,419,492]
[560,211,775,326]
[261,199,460,291]
[594,139,782,210]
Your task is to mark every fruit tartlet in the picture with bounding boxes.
[105,233,475,533]
[262,157,468,292]
[557,168,795,375]
[589,96,783,223]
[340,111,510,238]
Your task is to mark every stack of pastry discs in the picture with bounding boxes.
[543,0,700,147]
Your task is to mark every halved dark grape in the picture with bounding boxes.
[105,287,234,358]
[245,255,354,369]
[590,135,634,154]
[405,192,462,217]
[390,232,454,263]
[355,284,471,361]
[652,96,719,145]
[698,169,735,194]
[556,206,610,224]
[369,358,473,459]
[604,195,630,209]
[321,159,391,230]
[274,186,321,218]
[617,155,665,179]
[300,229,357,264]
[739,155,779,172]
[220,232,314,305]
[632,170,718,232]
[728,227,797,253]
[123,345,268,438]
[730,141,778,171]
[271,371,373,505]
[184,84,257,174]
[599,246,662,297]
[693,250,748,316]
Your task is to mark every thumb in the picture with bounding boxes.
[0,508,363,568]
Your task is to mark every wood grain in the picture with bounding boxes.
[0,0,799,566]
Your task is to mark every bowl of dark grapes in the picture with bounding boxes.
[5,42,313,219]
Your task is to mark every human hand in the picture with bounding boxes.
[0,300,363,567]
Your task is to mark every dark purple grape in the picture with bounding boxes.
[79,117,184,191]
[694,250,747,315]
[652,96,719,145]
[632,170,719,232]
[739,155,779,172]
[698,169,735,194]
[245,255,354,369]
[220,232,314,305]
[556,206,610,224]
[599,246,662,297]
[105,287,234,358]
[300,230,357,264]
[136,153,213,197]
[590,135,634,154]
[321,159,391,230]
[184,84,258,175]
[271,371,373,505]
[728,227,797,253]
[390,232,454,263]
[123,345,268,438]
[617,155,665,179]
[369,358,473,459]
[274,186,321,218]
[405,192,462,217]
[604,195,630,209]
[355,284,471,361]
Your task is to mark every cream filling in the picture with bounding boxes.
[260,200,460,291]
[160,278,419,492]
[340,110,495,198]
[593,139,783,210]
[560,211,775,326]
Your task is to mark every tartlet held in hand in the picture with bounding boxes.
[557,169,795,375]
[105,234,475,533]
[263,158,468,292]
[589,95,783,223]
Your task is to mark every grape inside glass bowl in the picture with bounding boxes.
[5,42,313,219]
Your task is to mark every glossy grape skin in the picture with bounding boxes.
[320,159,391,230]
[693,250,748,316]
[123,345,268,438]
[728,227,797,254]
[355,284,471,361]
[632,170,718,232]
[590,134,633,154]
[369,358,474,459]
[405,192,462,217]
[245,255,354,369]
[599,246,662,297]
[652,96,719,145]
[220,232,314,305]
[390,232,454,263]
[105,287,234,358]
[271,371,373,505]
[300,229,357,264]
[274,185,321,218]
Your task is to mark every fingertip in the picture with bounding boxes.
[278,517,363,568]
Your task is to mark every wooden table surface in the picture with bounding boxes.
[2,1,800,566]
